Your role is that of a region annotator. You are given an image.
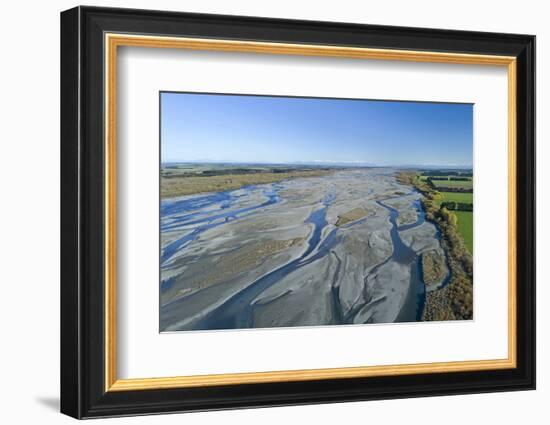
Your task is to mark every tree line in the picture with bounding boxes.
[421,170,473,177]
[425,179,473,193]
[426,176,471,182]
[439,201,473,211]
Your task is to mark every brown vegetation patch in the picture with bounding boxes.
[336,207,369,226]
[421,250,447,286]
[161,170,333,198]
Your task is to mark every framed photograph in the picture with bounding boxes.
[60,6,535,419]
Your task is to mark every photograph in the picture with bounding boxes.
[159,92,474,332]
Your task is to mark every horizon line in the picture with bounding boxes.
[161,160,473,169]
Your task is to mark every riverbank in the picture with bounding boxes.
[397,171,473,321]
[161,168,334,198]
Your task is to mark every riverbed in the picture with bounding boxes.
[159,168,450,331]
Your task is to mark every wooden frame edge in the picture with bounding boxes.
[105,32,118,390]
[507,59,518,369]
[108,358,516,391]
[104,33,518,393]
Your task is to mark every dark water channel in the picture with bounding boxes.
[377,198,426,322]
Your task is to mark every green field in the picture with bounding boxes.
[452,210,473,254]
[433,191,473,207]
[428,187,473,254]
[431,179,473,189]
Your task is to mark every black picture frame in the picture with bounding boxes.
[61,5,535,419]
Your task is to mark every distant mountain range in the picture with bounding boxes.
[162,160,472,170]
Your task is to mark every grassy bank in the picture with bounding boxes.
[397,171,474,321]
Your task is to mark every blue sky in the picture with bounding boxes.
[161,92,473,167]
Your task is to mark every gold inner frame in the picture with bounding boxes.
[104,33,517,392]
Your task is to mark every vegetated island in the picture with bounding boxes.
[161,163,334,198]
[335,207,370,226]
[397,171,473,321]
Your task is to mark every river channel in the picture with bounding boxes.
[160,172,451,331]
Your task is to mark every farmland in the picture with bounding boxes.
[421,174,473,254]
[453,210,473,253]
[433,190,473,254]
[433,191,473,207]
[431,179,473,190]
